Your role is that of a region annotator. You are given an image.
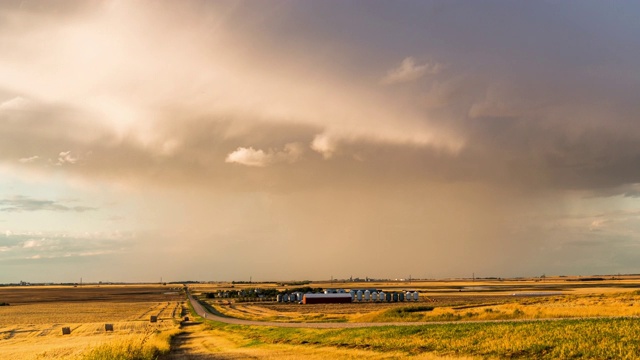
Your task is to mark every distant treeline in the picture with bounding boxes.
[566,277,605,282]
[203,286,324,299]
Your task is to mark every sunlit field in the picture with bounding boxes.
[3,278,640,359]
[192,276,640,323]
[185,277,640,359]
[0,285,184,359]
[207,318,640,359]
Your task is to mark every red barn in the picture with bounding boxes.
[302,293,352,304]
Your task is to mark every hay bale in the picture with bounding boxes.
[105,324,114,331]
[62,327,71,335]
[150,315,157,323]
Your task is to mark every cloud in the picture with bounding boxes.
[0,196,96,212]
[0,230,131,263]
[381,57,444,85]
[0,96,29,111]
[56,151,79,165]
[225,142,304,167]
[18,155,39,163]
[225,147,268,167]
[311,134,337,159]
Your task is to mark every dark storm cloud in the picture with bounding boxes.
[2,1,640,281]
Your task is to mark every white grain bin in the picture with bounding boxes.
[356,290,363,301]
[413,292,419,301]
[364,290,370,301]
[296,292,303,302]
[276,294,283,302]
[371,291,378,301]
[406,292,413,301]
[350,291,356,300]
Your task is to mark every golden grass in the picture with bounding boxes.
[77,328,181,360]
[355,292,640,323]
[170,323,474,360]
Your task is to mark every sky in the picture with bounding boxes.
[1,1,640,283]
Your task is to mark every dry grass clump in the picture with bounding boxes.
[77,328,180,360]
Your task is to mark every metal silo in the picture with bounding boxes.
[406,292,414,301]
[356,290,363,302]
[399,292,405,302]
[392,293,398,302]
[371,291,378,301]
[378,291,385,302]
[413,292,419,301]
[385,292,391,302]
[364,290,370,301]
[283,294,289,302]
[276,294,282,302]
[350,291,356,301]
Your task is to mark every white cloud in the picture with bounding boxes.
[57,151,78,165]
[225,143,304,167]
[23,239,43,248]
[381,57,445,85]
[18,155,39,163]
[311,134,337,159]
[5,230,11,237]
[225,147,269,167]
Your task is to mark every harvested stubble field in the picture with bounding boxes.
[0,285,185,359]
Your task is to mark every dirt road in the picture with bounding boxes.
[159,322,252,360]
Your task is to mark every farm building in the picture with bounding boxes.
[302,293,352,304]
